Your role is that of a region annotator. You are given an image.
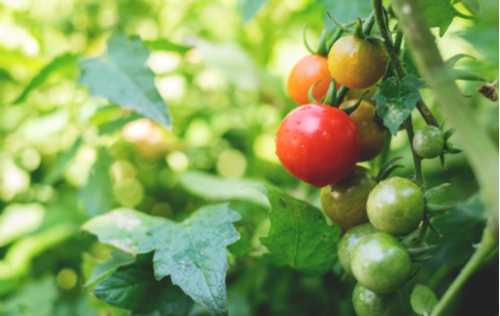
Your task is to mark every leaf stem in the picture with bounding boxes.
[430,228,496,316]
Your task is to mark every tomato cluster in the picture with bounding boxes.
[275,26,438,316]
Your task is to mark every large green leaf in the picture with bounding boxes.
[80,33,171,128]
[13,53,77,104]
[374,75,423,135]
[79,147,114,217]
[179,172,341,274]
[261,187,341,274]
[94,256,193,315]
[85,249,135,288]
[84,204,241,314]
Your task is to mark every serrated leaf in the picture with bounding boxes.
[261,186,341,274]
[84,204,241,314]
[152,204,241,314]
[82,208,166,255]
[374,75,423,135]
[79,147,114,217]
[13,53,77,104]
[410,284,438,315]
[179,171,342,274]
[44,136,82,184]
[239,0,267,22]
[80,33,171,128]
[85,249,135,288]
[419,0,457,36]
[94,256,193,315]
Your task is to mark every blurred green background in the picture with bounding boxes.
[0,0,497,315]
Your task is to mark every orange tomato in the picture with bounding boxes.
[287,55,331,105]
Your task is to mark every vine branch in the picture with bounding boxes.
[392,0,499,314]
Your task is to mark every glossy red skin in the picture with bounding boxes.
[287,55,331,105]
[276,104,359,187]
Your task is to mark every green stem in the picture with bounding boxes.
[372,0,424,185]
[431,228,496,316]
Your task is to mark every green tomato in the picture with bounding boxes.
[320,167,376,230]
[352,283,396,316]
[413,126,445,158]
[367,177,424,235]
[351,232,412,294]
[338,223,377,275]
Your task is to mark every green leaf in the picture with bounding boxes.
[79,147,114,217]
[239,0,267,22]
[85,249,135,288]
[179,171,268,207]
[94,256,193,315]
[425,183,457,211]
[1,277,58,316]
[152,204,241,314]
[44,136,83,184]
[460,0,480,15]
[12,53,77,104]
[322,0,371,27]
[80,33,171,128]
[419,0,457,36]
[144,39,191,54]
[410,284,438,316]
[84,204,241,314]
[261,186,341,274]
[374,75,423,135]
[82,208,166,255]
[179,172,341,274]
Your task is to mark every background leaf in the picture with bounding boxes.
[239,0,267,22]
[80,33,171,128]
[79,147,114,217]
[419,0,457,36]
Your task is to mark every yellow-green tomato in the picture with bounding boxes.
[413,126,445,159]
[328,35,387,89]
[352,283,397,316]
[351,233,412,294]
[320,167,376,230]
[367,177,424,235]
[338,223,377,275]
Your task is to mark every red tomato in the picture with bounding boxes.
[287,55,331,105]
[275,104,359,186]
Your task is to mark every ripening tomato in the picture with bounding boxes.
[275,104,359,187]
[340,100,388,161]
[328,35,387,89]
[287,55,332,105]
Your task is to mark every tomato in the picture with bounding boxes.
[413,126,445,159]
[351,232,412,294]
[337,223,377,275]
[352,283,397,316]
[340,100,388,161]
[275,104,359,187]
[367,177,424,235]
[320,167,375,230]
[328,35,387,89]
[287,55,331,105]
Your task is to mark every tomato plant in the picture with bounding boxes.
[0,0,497,316]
